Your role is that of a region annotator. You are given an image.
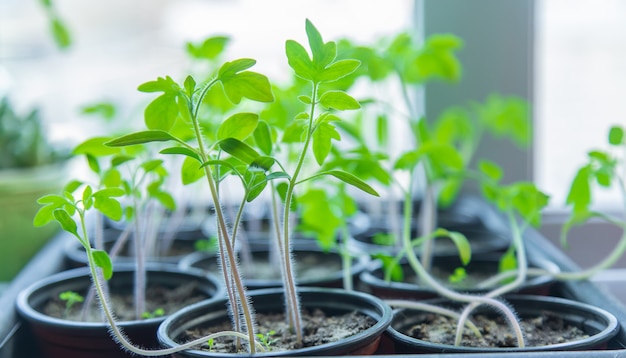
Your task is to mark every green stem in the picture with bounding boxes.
[189,87,257,353]
[280,81,321,344]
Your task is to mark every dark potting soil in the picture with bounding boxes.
[181,309,375,353]
[43,281,207,322]
[396,310,588,347]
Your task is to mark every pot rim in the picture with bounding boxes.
[387,294,620,353]
[15,264,223,330]
[157,286,393,357]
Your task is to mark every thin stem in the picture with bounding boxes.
[279,81,321,345]
[189,87,257,353]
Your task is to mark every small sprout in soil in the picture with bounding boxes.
[256,330,278,350]
[448,267,467,284]
[141,308,165,319]
[207,338,215,352]
[59,291,84,317]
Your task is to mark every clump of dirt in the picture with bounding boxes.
[43,281,207,322]
[181,309,375,353]
[396,310,589,347]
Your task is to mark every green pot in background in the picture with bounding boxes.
[0,162,68,281]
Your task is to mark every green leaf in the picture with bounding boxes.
[182,156,205,185]
[102,169,122,188]
[394,150,421,171]
[51,17,71,49]
[219,138,260,165]
[499,248,518,275]
[106,130,179,147]
[298,188,341,250]
[436,229,471,266]
[286,40,315,80]
[217,112,259,141]
[34,203,59,227]
[253,120,273,155]
[250,156,276,171]
[319,91,360,111]
[92,249,113,280]
[140,159,164,173]
[110,155,134,167]
[186,36,229,60]
[138,76,180,94]
[298,95,312,104]
[160,147,200,161]
[64,180,83,194]
[92,191,124,221]
[282,119,308,143]
[221,71,274,104]
[373,253,403,282]
[245,172,268,202]
[479,160,503,181]
[510,183,550,227]
[73,137,120,157]
[218,58,256,79]
[316,170,379,196]
[305,19,329,66]
[81,102,116,121]
[183,76,196,97]
[53,209,78,236]
[566,165,592,215]
[144,94,179,131]
[312,122,340,165]
[609,125,624,145]
[318,59,360,82]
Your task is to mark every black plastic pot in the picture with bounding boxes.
[64,228,204,269]
[157,287,393,357]
[387,294,620,354]
[15,265,223,358]
[179,240,369,290]
[359,255,560,300]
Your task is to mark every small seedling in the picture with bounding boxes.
[59,290,84,317]
[448,267,467,284]
[141,308,165,319]
[207,338,215,352]
[256,330,278,350]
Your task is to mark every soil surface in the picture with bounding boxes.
[43,281,207,322]
[181,309,375,353]
[395,310,589,347]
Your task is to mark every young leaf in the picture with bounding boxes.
[305,19,329,67]
[160,147,200,161]
[51,17,72,49]
[218,138,260,164]
[53,209,78,236]
[565,165,592,215]
[319,91,360,111]
[253,120,273,155]
[609,125,624,146]
[92,249,113,280]
[182,156,206,185]
[286,40,315,81]
[186,36,229,61]
[106,130,180,147]
[218,58,256,80]
[221,71,274,104]
[436,229,471,266]
[137,76,180,94]
[312,122,340,165]
[217,112,259,141]
[144,94,179,131]
[315,170,379,196]
[479,160,503,182]
[373,253,404,282]
[318,59,361,82]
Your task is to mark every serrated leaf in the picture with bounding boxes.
[286,40,315,80]
[318,59,360,82]
[218,58,256,79]
[217,112,259,141]
[92,249,113,280]
[137,76,180,94]
[221,71,274,104]
[106,130,179,147]
[319,91,360,111]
